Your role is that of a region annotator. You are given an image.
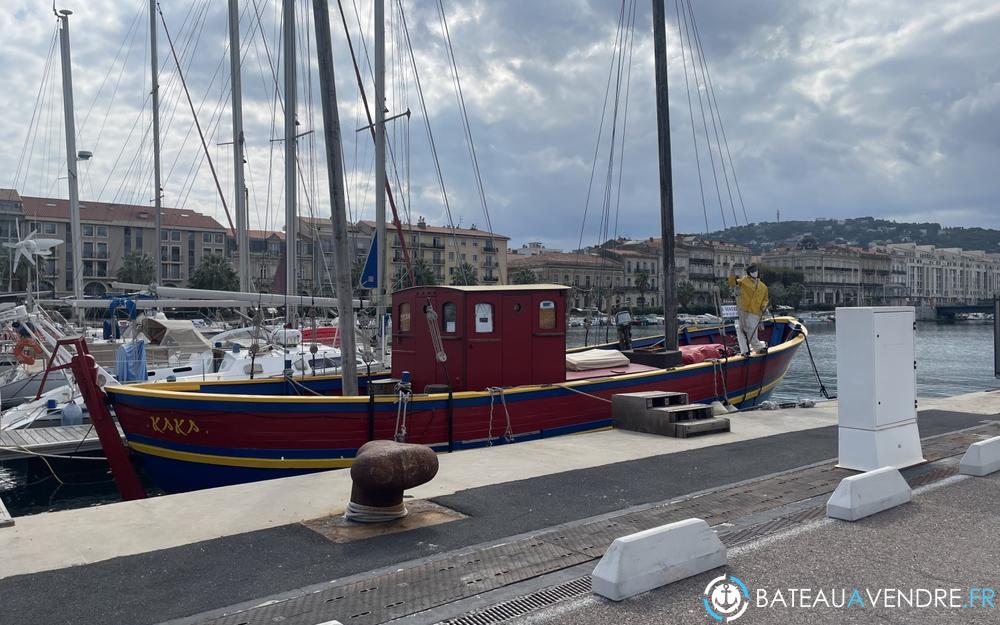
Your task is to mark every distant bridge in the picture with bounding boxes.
[935,303,996,320]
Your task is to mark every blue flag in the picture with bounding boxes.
[359,235,378,289]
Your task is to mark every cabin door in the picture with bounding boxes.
[465,296,503,391]
[501,294,533,386]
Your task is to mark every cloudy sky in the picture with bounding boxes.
[2,0,998,252]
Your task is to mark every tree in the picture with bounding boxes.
[0,251,31,292]
[117,252,155,285]
[510,268,537,284]
[393,258,437,290]
[759,264,805,286]
[634,270,650,305]
[451,262,478,286]
[676,281,697,311]
[189,254,239,291]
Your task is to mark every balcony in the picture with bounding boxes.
[484,245,498,253]
[482,275,500,283]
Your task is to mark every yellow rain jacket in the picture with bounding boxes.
[728,275,769,315]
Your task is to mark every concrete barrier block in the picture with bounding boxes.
[826,466,911,521]
[591,517,727,601]
[959,436,1000,477]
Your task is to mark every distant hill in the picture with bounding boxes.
[699,217,1000,254]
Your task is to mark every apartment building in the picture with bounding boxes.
[508,251,623,311]
[760,244,892,306]
[8,192,227,296]
[882,243,1000,306]
[359,218,510,287]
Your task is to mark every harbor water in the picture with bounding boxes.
[568,320,1000,401]
[3,320,997,517]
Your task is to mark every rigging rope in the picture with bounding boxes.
[686,0,750,225]
[435,0,499,256]
[11,25,58,191]
[157,4,236,233]
[677,0,726,230]
[674,0,709,233]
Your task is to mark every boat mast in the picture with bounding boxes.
[283,0,297,322]
[228,0,250,293]
[651,0,678,350]
[56,9,83,322]
[150,0,163,285]
[312,0,358,395]
[374,0,387,359]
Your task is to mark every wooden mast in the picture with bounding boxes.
[651,0,678,351]
[312,0,359,396]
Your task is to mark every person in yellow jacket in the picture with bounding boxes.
[728,264,769,356]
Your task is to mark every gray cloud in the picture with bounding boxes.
[2,0,998,255]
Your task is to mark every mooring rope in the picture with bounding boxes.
[552,383,613,404]
[486,387,515,444]
[344,500,408,523]
[394,379,412,442]
[800,324,836,400]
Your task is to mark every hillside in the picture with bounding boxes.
[701,217,1000,254]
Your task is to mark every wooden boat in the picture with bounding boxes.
[105,284,805,492]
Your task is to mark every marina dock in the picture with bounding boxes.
[0,390,998,625]
[0,423,116,461]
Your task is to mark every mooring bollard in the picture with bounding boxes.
[345,440,439,523]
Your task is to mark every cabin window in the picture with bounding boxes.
[539,300,556,329]
[442,302,457,333]
[399,302,411,332]
[474,303,494,333]
[243,363,264,375]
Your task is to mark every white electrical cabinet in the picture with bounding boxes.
[835,306,925,471]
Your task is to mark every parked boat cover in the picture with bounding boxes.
[679,343,727,365]
[566,348,631,371]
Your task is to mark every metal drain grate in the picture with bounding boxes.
[438,577,592,625]
[196,422,1000,625]
[719,505,826,546]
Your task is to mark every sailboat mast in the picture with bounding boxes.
[651,0,678,350]
[312,0,358,396]
[374,0,387,358]
[150,0,163,284]
[283,0,298,321]
[56,9,83,320]
[228,0,250,293]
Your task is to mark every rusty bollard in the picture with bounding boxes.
[345,440,439,523]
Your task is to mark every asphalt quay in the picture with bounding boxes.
[0,390,997,625]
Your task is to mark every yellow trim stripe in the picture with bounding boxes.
[128,441,355,469]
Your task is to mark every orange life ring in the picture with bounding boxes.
[13,337,42,366]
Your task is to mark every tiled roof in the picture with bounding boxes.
[21,195,226,230]
[359,220,510,240]
[509,251,623,268]
[226,229,313,241]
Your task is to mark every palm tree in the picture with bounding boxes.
[117,252,155,285]
[189,254,239,291]
[451,262,478,286]
[393,258,437,290]
[677,280,697,311]
[634,270,650,305]
[510,268,537,284]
